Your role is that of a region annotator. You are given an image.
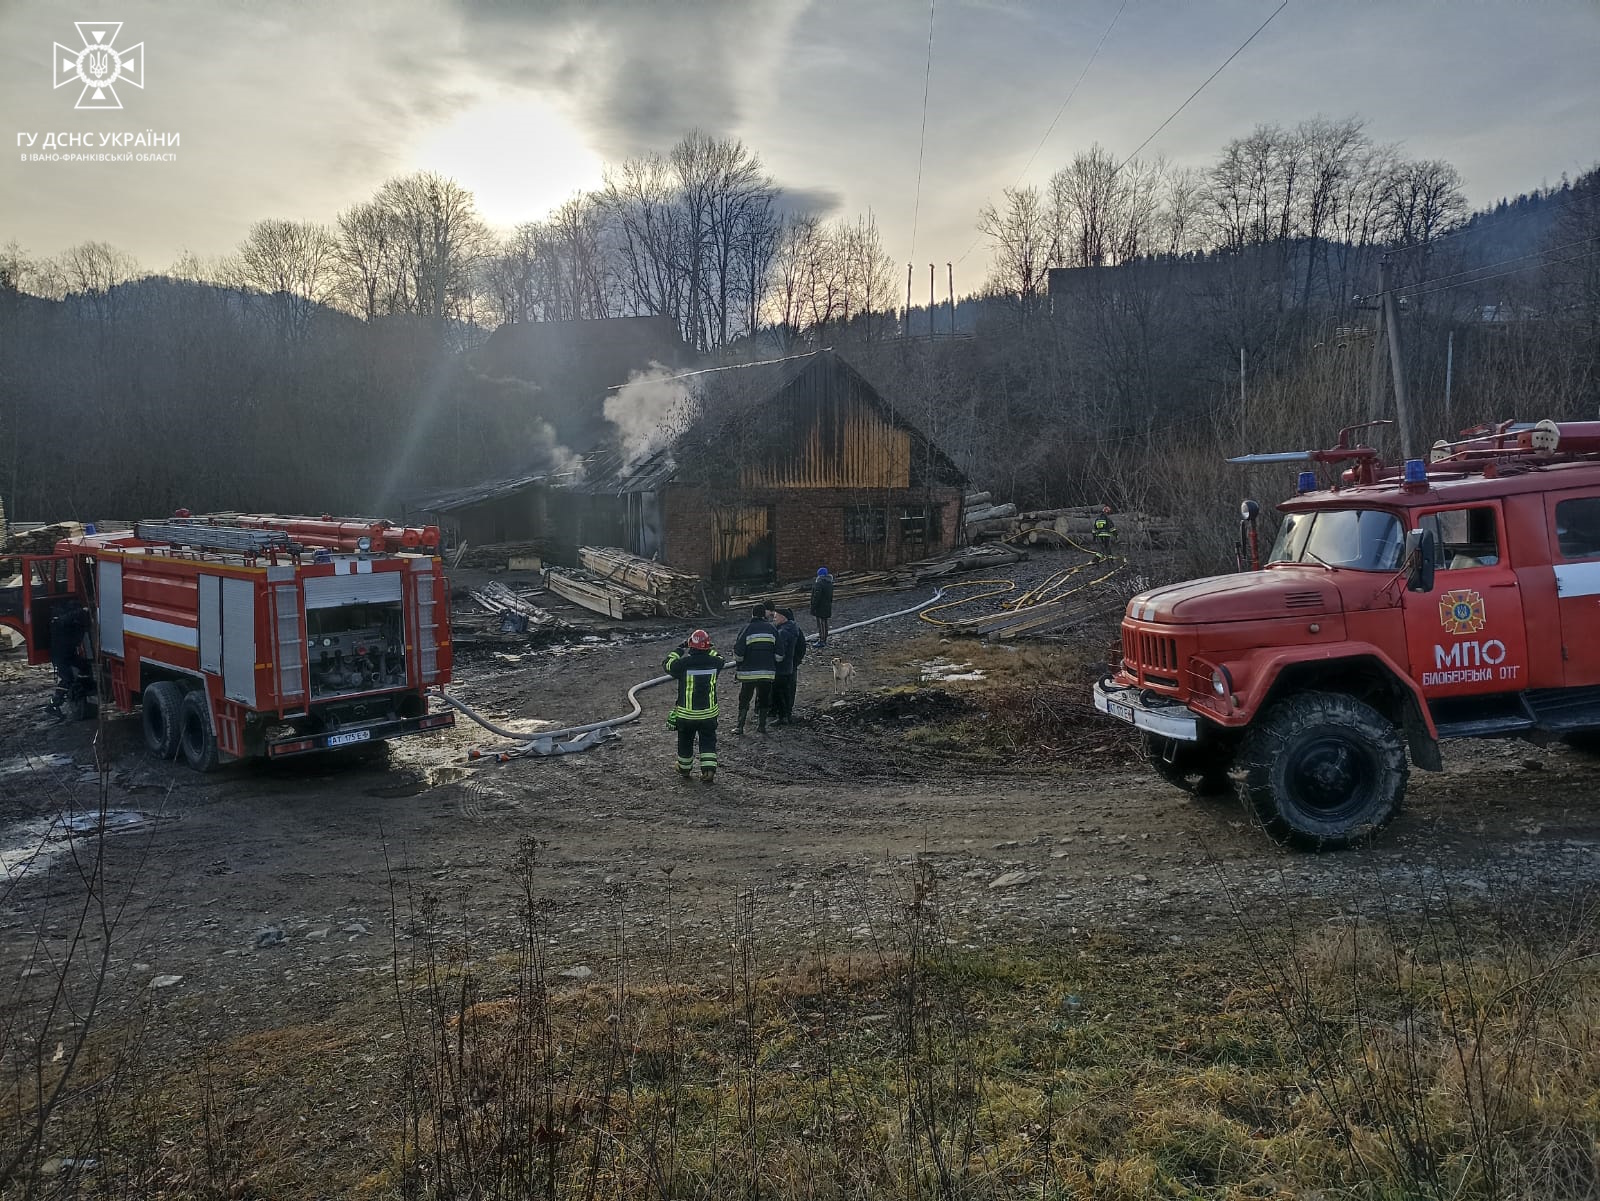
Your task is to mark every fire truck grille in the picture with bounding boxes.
[1131,630,1181,688]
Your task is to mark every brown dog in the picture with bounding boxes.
[831,658,854,693]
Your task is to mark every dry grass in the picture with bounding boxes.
[12,867,1599,1201]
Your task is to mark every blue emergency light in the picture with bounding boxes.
[1404,459,1427,484]
[1296,471,1316,493]
[84,523,97,535]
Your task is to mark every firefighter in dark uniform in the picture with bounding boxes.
[664,629,725,782]
[1092,505,1119,559]
[733,603,781,734]
[771,606,806,725]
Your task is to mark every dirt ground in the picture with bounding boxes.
[3,561,1600,1051]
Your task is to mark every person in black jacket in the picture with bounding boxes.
[810,567,834,647]
[663,629,726,782]
[733,603,781,734]
[770,606,806,725]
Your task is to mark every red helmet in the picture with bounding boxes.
[688,629,711,650]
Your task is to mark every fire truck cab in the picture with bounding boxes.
[1094,420,1600,849]
[0,515,456,770]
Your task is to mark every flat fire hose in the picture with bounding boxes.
[435,587,948,763]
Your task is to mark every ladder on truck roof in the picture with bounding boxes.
[134,520,293,554]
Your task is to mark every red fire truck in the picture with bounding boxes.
[1094,419,1600,849]
[0,515,455,769]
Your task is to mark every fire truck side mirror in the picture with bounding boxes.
[1404,528,1436,594]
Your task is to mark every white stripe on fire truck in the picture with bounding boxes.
[1554,562,1600,599]
[123,615,200,649]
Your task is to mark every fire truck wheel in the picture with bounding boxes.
[1142,734,1232,797]
[1560,731,1600,755]
[1237,692,1406,850]
[141,681,185,760]
[178,689,222,772]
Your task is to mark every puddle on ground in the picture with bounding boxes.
[0,753,77,779]
[0,809,171,884]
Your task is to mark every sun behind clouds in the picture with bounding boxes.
[409,97,604,229]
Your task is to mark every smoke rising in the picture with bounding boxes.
[603,363,699,475]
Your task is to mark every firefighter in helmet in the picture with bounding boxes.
[1092,504,1119,560]
[664,629,726,782]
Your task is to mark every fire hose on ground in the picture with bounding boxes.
[434,587,951,762]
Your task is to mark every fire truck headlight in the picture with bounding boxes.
[1210,666,1234,697]
[356,536,373,553]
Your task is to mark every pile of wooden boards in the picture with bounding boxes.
[1,521,85,557]
[578,546,700,618]
[943,573,1127,641]
[453,541,553,570]
[465,580,565,632]
[546,567,658,620]
[908,542,1027,579]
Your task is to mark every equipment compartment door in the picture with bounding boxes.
[1403,502,1528,699]
[1547,489,1600,687]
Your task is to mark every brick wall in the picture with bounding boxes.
[660,484,962,585]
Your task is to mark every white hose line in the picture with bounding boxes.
[436,587,948,762]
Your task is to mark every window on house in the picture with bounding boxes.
[844,506,887,544]
[899,505,943,546]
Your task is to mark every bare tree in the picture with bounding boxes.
[979,186,1051,318]
[335,198,407,321]
[376,171,491,333]
[229,218,339,335]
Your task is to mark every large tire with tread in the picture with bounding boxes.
[1560,731,1600,756]
[142,681,184,760]
[178,688,222,772]
[1143,733,1233,797]
[1236,692,1406,850]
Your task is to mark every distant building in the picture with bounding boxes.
[409,349,967,585]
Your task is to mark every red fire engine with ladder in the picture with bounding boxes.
[1094,419,1600,850]
[0,515,455,769]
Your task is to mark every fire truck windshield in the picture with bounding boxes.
[1268,509,1403,572]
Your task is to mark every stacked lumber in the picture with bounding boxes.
[1,521,85,556]
[963,505,1178,548]
[454,540,554,569]
[909,543,1027,579]
[467,581,564,630]
[945,583,1125,641]
[546,567,658,620]
[579,546,700,618]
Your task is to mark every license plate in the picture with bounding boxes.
[1107,700,1134,723]
[326,729,372,748]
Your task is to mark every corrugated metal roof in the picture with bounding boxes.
[406,472,551,514]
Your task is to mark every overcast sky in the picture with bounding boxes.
[3,0,1597,288]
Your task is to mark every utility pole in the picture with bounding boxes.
[1379,254,1415,460]
[1239,346,1246,408]
[1444,329,1455,433]
[905,263,913,338]
[947,263,955,336]
[929,264,935,338]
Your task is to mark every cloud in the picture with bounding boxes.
[447,0,804,159]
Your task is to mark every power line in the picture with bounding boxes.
[907,0,938,264]
[1115,0,1289,172]
[1400,235,1599,293]
[1406,247,1600,300]
[955,1,1128,266]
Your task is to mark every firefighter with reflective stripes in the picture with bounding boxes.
[1093,505,1119,560]
[733,603,782,734]
[664,629,726,783]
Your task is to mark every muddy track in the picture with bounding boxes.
[3,576,1599,1047]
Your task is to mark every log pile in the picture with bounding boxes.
[578,546,700,618]
[545,567,658,620]
[964,505,1178,548]
[909,543,1027,579]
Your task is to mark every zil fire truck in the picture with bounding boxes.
[0,515,455,769]
[1094,419,1600,849]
